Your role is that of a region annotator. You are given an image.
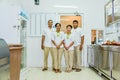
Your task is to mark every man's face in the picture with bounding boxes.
[48,21,53,27]
[56,24,61,31]
[67,26,72,32]
[73,22,78,28]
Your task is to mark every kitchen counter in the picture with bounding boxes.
[9,44,22,47]
[9,44,23,80]
[87,44,120,80]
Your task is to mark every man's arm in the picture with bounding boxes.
[67,42,74,50]
[41,35,45,50]
[58,40,64,47]
[51,40,57,47]
[59,32,65,47]
[63,41,67,50]
[79,35,84,51]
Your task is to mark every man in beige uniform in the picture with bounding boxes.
[51,23,64,73]
[72,20,84,72]
[41,20,55,71]
[64,25,74,73]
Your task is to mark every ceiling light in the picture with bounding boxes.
[53,5,78,9]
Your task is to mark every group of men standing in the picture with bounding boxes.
[41,20,84,73]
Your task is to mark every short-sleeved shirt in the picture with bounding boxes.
[64,33,74,50]
[42,27,54,47]
[72,27,84,46]
[51,31,64,48]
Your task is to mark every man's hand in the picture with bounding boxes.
[66,47,69,50]
[41,44,45,50]
[64,46,68,50]
[56,45,60,49]
[65,46,69,50]
[79,45,83,51]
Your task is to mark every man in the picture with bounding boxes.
[41,20,55,71]
[51,23,64,73]
[64,25,74,73]
[72,20,84,72]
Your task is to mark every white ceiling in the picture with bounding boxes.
[0,0,109,13]
[19,0,109,13]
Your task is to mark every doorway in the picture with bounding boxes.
[59,13,84,66]
[60,15,82,32]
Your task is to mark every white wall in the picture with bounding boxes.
[0,1,21,44]
[20,0,109,67]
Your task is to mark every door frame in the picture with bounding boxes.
[58,12,85,66]
[58,12,84,29]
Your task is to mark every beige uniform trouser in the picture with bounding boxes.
[64,50,74,70]
[44,47,54,68]
[73,45,82,69]
[53,48,63,70]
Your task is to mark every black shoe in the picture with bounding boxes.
[53,68,56,71]
[72,68,76,70]
[58,69,62,73]
[42,68,48,71]
[76,69,81,72]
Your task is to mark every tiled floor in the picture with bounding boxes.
[0,65,10,80]
[0,67,105,80]
[0,69,9,80]
[102,69,120,80]
[21,67,104,80]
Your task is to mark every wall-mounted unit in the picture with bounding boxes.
[34,0,39,5]
[105,0,120,27]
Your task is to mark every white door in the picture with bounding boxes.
[27,13,60,67]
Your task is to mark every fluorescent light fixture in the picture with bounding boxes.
[53,5,78,9]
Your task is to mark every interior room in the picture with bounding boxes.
[0,0,120,80]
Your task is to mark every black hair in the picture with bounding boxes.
[48,20,53,23]
[55,23,61,27]
[73,20,78,23]
[66,25,72,29]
